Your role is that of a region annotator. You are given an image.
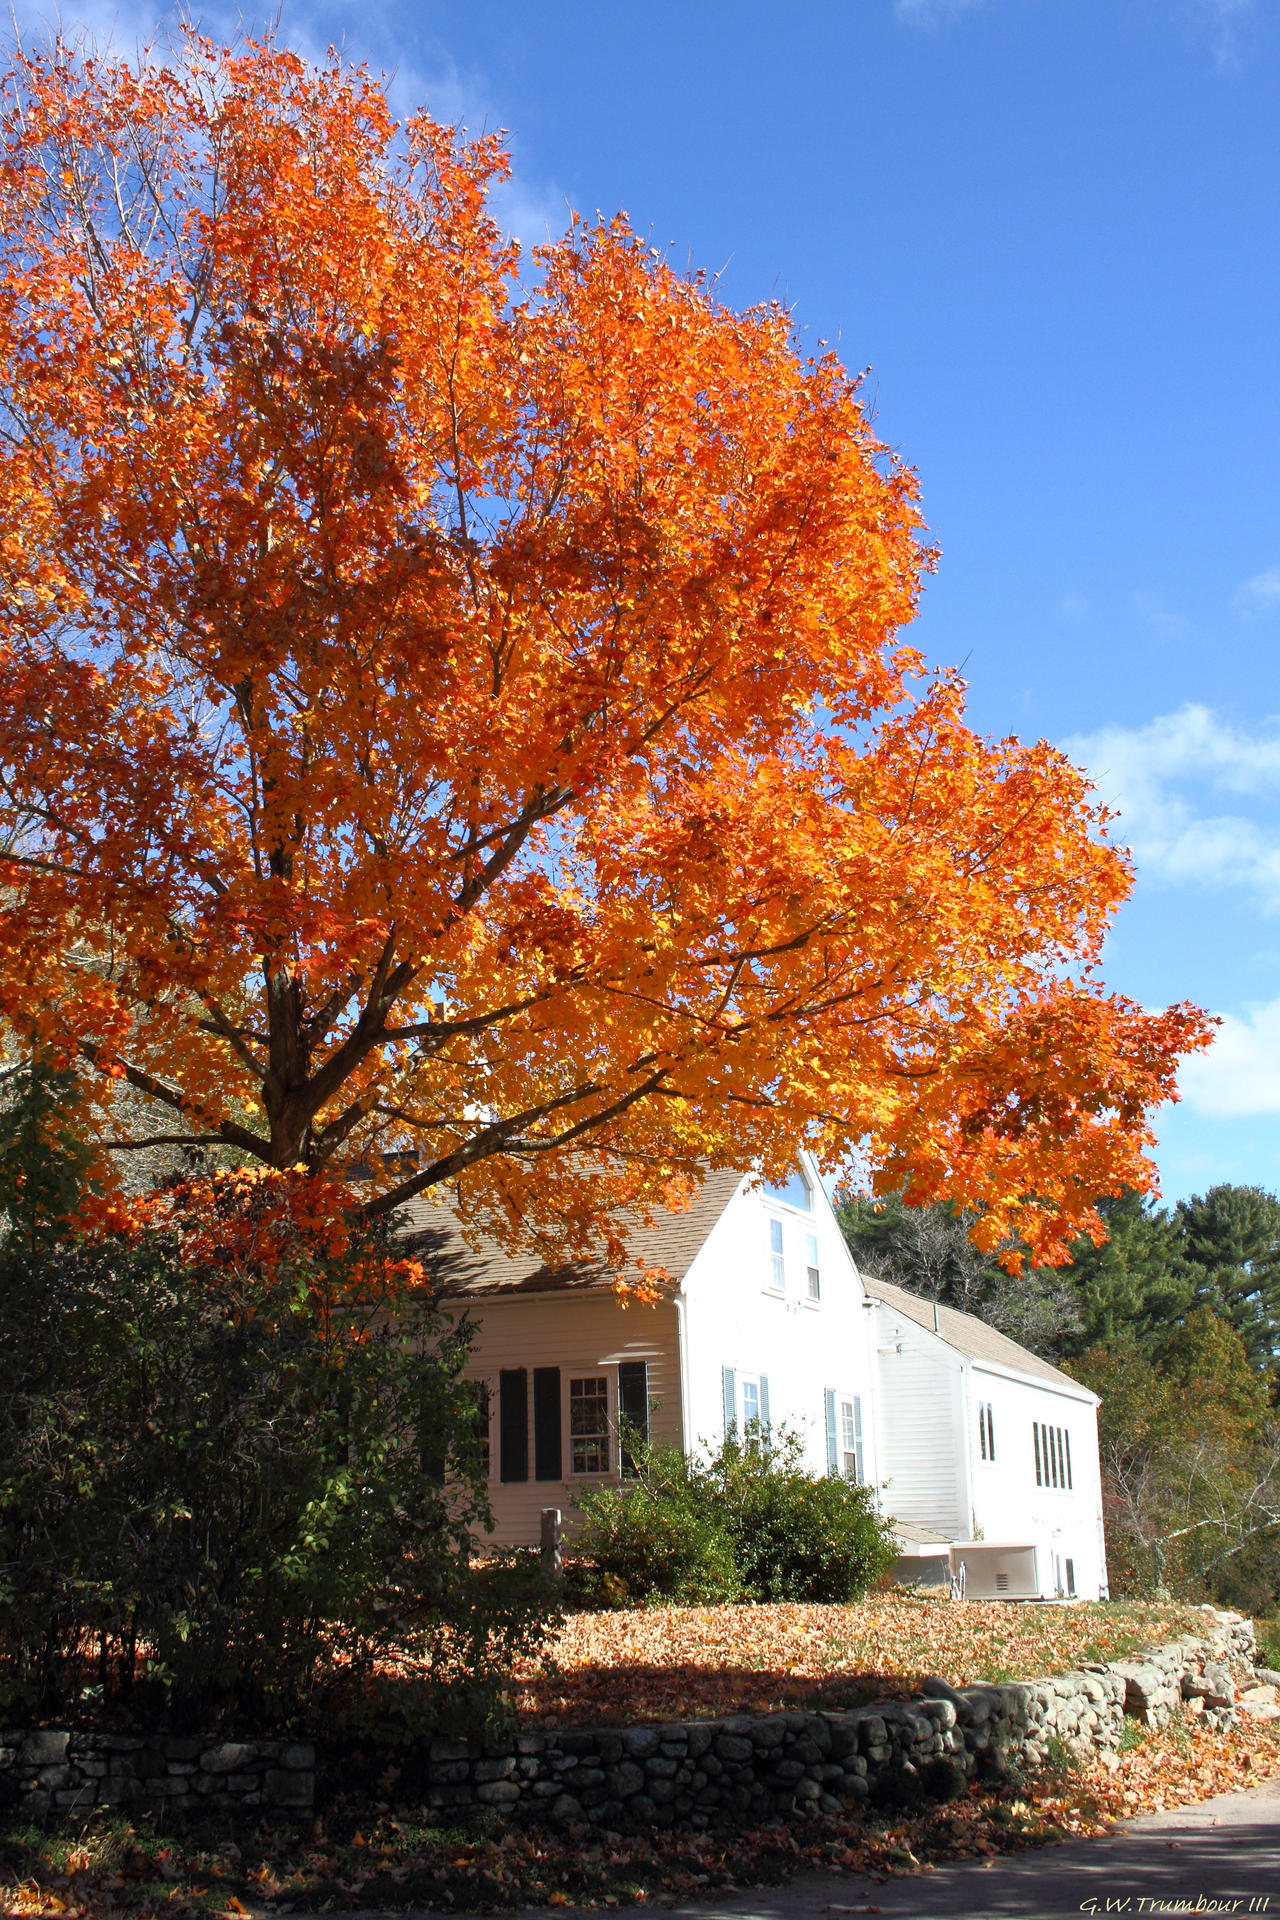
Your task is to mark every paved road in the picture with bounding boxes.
[547,1776,1280,1917]
[338,1774,1280,1919]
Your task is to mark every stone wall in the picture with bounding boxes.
[0,1732,315,1822]
[0,1610,1257,1829]
[415,1609,1257,1832]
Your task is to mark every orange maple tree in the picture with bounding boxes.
[0,33,1210,1270]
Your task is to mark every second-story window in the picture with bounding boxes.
[805,1231,821,1301]
[769,1216,786,1290]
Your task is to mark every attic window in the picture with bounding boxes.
[763,1166,812,1211]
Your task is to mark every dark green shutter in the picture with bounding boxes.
[533,1367,562,1481]
[617,1360,649,1475]
[499,1368,529,1482]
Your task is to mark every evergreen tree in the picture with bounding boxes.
[1173,1185,1280,1373]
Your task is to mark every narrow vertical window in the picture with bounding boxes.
[569,1376,610,1474]
[839,1397,861,1480]
[979,1401,987,1460]
[1065,1557,1076,1596]
[1033,1422,1042,1486]
[769,1217,785,1290]
[986,1404,995,1461]
[805,1231,821,1301]
[1065,1429,1073,1490]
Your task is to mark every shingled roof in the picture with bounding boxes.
[861,1272,1096,1398]
[397,1166,745,1298]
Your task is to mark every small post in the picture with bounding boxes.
[540,1507,563,1583]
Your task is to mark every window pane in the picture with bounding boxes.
[769,1217,785,1289]
[742,1379,760,1428]
[978,1401,986,1460]
[839,1398,859,1478]
[569,1376,610,1474]
[805,1233,821,1299]
[987,1404,995,1461]
[763,1167,811,1210]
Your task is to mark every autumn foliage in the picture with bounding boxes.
[0,33,1209,1268]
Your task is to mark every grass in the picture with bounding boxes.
[514,1593,1206,1726]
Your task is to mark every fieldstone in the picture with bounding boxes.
[645,1756,679,1777]
[264,1769,314,1807]
[54,1785,97,1810]
[552,1793,583,1821]
[20,1732,68,1767]
[608,1762,645,1797]
[201,1742,256,1775]
[476,1780,521,1805]
[474,1756,517,1781]
[278,1743,316,1770]
[921,1676,965,1707]
[621,1729,659,1758]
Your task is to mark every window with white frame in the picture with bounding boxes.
[1033,1420,1073,1490]
[741,1377,761,1434]
[978,1400,995,1462]
[569,1376,610,1474]
[838,1395,863,1481]
[805,1231,821,1301]
[768,1216,786,1291]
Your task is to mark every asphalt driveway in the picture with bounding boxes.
[337,1773,1280,1919]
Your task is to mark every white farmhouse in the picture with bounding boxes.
[405,1160,1108,1601]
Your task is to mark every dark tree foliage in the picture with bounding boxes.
[1174,1185,1280,1372]
[835,1190,1081,1359]
[0,1232,553,1738]
[0,1060,97,1251]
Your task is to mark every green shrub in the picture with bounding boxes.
[574,1429,894,1607]
[718,1431,896,1603]
[572,1450,740,1606]
[0,1228,554,1738]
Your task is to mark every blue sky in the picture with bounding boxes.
[28,0,1280,1203]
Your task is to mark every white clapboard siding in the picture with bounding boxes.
[449,1290,682,1547]
[679,1164,880,1487]
[873,1313,969,1539]
[965,1362,1108,1599]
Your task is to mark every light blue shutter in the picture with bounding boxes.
[824,1388,838,1474]
[722,1366,737,1438]
[853,1394,864,1484]
[759,1373,771,1440]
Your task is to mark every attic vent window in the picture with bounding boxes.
[763,1167,812,1211]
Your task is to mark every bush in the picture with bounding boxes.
[571,1452,741,1606]
[0,1227,555,1738]
[574,1429,894,1607]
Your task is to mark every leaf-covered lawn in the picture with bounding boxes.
[515,1595,1204,1725]
[2,1717,1277,1915]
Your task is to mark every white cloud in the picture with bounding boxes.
[1178,995,1280,1117]
[1065,705,1280,908]
[1234,566,1280,616]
